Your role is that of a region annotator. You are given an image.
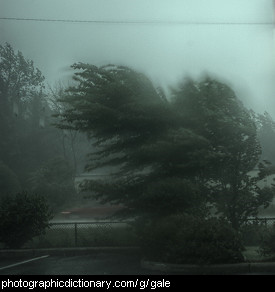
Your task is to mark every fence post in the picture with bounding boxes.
[75,223,78,247]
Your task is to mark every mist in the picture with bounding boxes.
[1,0,275,115]
[2,0,275,274]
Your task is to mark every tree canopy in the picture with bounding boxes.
[171,77,274,228]
[0,42,44,102]
[0,43,77,211]
[56,64,211,217]
[57,64,274,227]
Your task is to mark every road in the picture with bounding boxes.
[0,252,170,275]
[2,251,275,275]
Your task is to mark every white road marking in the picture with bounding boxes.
[0,255,49,271]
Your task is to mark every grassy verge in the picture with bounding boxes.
[243,246,275,263]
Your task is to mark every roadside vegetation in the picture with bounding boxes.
[0,191,52,248]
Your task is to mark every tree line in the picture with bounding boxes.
[0,43,87,212]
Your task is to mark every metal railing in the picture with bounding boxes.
[241,217,275,246]
[245,217,275,227]
[28,218,275,248]
[29,221,136,248]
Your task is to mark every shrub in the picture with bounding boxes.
[240,222,267,246]
[136,214,244,265]
[258,224,275,256]
[0,191,53,248]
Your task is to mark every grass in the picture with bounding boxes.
[243,246,275,263]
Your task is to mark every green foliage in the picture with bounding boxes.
[0,43,68,191]
[0,42,44,98]
[171,77,274,229]
[171,77,261,176]
[57,64,212,218]
[56,63,172,169]
[131,178,209,218]
[258,223,275,257]
[255,112,275,165]
[137,214,245,265]
[240,223,267,246]
[214,185,274,230]
[0,191,52,248]
[56,64,274,231]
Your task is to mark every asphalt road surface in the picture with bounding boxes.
[0,253,170,275]
[2,252,275,276]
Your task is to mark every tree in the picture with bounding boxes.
[48,82,91,176]
[0,42,47,183]
[57,65,260,264]
[0,42,45,148]
[0,191,52,248]
[256,111,275,165]
[171,76,274,229]
[0,42,44,105]
[56,63,210,219]
[0,43,67,192]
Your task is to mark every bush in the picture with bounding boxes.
[258,224,275,256]
[0,191,53,248]
[240,223,267,246]
[136,214,244,265]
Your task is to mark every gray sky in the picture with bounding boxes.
[1,0,275,116]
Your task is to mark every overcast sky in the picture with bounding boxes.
[1,0,275,116]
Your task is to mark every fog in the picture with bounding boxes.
[1,0,275,116]
[3,1,275,269]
